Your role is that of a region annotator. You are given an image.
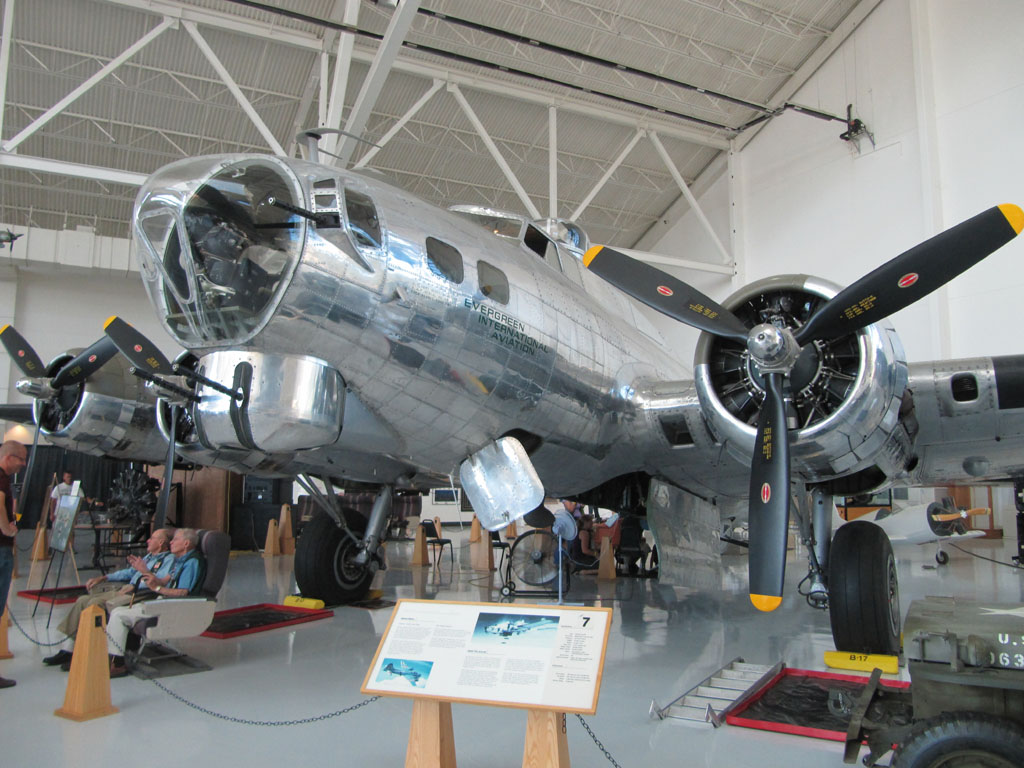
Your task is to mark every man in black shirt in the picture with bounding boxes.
[0,440,29,689]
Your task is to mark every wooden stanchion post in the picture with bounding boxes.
[505,521,518,539]
[31,518,49,561]
[405,699,456,768]
[597,538,616,581]
[469,516,481,543]
[411,524,429,567]
[0,606,12,660]
[470,530,494,572]
[263,519,280,558]
[279,504,296,555]
[54,604,118,721]
[522,710,570,768]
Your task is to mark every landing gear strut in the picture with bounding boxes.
[292,475,391,604]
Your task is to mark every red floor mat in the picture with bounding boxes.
[201,603,334,639]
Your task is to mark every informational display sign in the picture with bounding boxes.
[51,494,81,553]
[362,600,612,713]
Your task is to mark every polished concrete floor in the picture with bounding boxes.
[1,525,1022,767]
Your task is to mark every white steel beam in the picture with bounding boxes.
[548,105,557,219]
[449,84,540,221]
[0,0,15,141]
[322,0,360,156]
[97,0,729,151]
[336,0,422,166]
[649,131,732,264]
[570,129,645,221]
[352,79,442,169]
[0,153,147,186]
[183,20,285,156]
[2,16,175,153]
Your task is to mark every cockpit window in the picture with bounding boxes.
[425,237,464,284]
[344,188,382,252]
[133,158,305,346]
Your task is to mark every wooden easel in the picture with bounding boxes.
[403,699,570,768]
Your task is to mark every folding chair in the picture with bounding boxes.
[420,519,453,568]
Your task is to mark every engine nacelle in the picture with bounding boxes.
[33,352,167,462]
[694,275,912,489]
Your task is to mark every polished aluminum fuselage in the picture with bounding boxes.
[39,153,1024,512]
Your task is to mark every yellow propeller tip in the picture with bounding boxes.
[102,315,120,329]
[750,594,782,612]
[0,324,8,334]
[582,245,602,268]
[998,204,1024,235]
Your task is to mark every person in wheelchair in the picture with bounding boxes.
[107,528,206,678]
[42,528,175,670]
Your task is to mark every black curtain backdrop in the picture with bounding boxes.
[13,445,131,528]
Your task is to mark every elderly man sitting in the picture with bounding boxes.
[42,527,175,670]
[107,528,206,677]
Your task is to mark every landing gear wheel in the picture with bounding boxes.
[892,712,1024,768]
[828,520,900,655]
[935,550,949,565]
[295,508,374,605]
[500,585,513,597]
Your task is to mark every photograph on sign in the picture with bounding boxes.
[362,600,611,713]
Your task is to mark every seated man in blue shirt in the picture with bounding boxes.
[107,528,206,677]
[42,527,175,669]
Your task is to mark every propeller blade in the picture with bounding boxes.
[51,336,118,388]
[582,246,749,341]
[0,325,46,376]
[103,316,174,376]
[747,372,791,612]
[0,404,36,425]
[795,204,1024,345]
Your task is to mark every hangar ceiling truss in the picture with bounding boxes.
[0,0,880,261]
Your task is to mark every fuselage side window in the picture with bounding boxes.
[477,260,510,304]
[344,188,383,251]
[425,236,464,283]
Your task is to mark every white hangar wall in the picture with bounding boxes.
[0,231,179,437]
[648,0,1024,364]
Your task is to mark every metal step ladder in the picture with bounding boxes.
[650,657,781,726]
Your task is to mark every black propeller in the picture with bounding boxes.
[103,316,175,375]
[0,325,45,376]
[50,336,119,388]
[0,404,36,425]
[584,203,1023,611]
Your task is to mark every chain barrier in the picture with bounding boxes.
[102,623,379,726]
[575,713,624,768]
[7,610,67,647]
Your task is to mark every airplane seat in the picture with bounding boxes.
[126,530,230,663]
[593,517,622,550]
[420,518,453,568]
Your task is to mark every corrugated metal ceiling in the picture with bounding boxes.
[0,0,871,248]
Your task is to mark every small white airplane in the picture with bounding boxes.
[835,496,988,564]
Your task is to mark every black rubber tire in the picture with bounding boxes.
[828,520,901,654]
[936,550,950,565]
[500,585,512,597]
[892,711,1024,768]
[294,508,374,605]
